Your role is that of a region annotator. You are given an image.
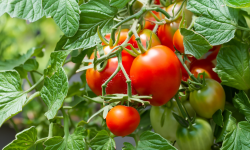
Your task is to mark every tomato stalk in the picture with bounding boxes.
[61,108,70,138]
[131,19,147,53]
[187,15,197,30]
[25,76,44,93]
[9,118,19,133]
[48,122,53,138]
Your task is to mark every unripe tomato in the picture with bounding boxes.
[190,79,226,118]
[106,105,140,136]
[190,59,221,83]
[130,45,181,106]
[150,100,195,142]
[86,46,136,96]
[130,29,161,49]
[173,29,184,53]
[176,118,214,150]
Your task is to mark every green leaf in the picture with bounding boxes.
[122,142,136,150]
[180,28,212,58]
[44,127,85,150]
[137,131,177,150]
[224,0,250,8]
[0,0,44,22]
[214,110,237,143]
[90,130,116,150]
[15,66,28,79]
[187,0,239,45]
[3,126,37,150]
[55,35,69,51]
[43,0,80,37]
[63,0,118,50]
[212,109,223,127]
[23,59,39,71]
[221,121,250,150]
[110,0,131,9]
[0,70,28,127]
[0,47,39,70]
[214,40,250,90]
[233,91,250,122]
[41,67,69,120]
[68,95,86,108]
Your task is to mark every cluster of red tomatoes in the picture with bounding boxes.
[86,1,226,149]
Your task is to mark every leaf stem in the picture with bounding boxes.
[25,76,44,93]
[48,122,53,138]
[61,108,70,137]
[236,25,250,31]
[26,76,32,87]
[10,118,19,133]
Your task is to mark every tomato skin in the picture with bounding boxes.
[176,118,213,150]
[190,79,226,118]
[190,59,221,83]
[86,46,136,96]
[205,45,221,61]
[144,11,160,30]
[173,29,184,53]
[150,100,195,142]
[106,105,140,136]
[130,45,182,106]
[130,29,161,49]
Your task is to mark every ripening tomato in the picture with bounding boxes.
[190,59,221,82]
[104,29,130,46]
[130,29,161,49]
[143,11,161,30]
[150,100,195,142]
[130,45,182,106]
[190,79,226,118]
[176,118,214,150]
[86,46,136,96]
[106,105,140,136]
[173,29,184,53]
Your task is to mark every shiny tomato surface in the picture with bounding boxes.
[106,105,140,136]
[173,29,184,53]
[130,45,181,106]
[86,46,136,96]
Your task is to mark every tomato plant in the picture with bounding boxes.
[106,105,140,136]
[190,79,226,118]
[1,0,250,149]
[130,45,182,106]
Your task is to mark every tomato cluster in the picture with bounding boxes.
[86,1,226,148]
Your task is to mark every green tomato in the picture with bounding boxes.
[150,99,195,142]
[176,118,214,150]
[190,78,225,118]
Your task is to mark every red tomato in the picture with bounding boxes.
[190,59,221,83]
[130,29,161,49]
[143,11,161,30]
[173,29,184,53]
[205,45,221,61]
[106,105,140,136]
[154,0,160,4]
[86,46,137,96]
[130,45,181,106]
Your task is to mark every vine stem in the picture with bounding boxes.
[61,108,70,138]
[10,118,19,133]
[25,76,44,93]
[236,25,250,31]
[48,122,53,138]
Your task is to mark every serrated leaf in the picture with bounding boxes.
[41,67,68,120]
[0,0,44,22]
[180,28,212,58]
[212,109,223,127]
[3,126,37,150]
[62,0,118,50]
[110,0,131,9]
[0,47,39,70]
[23,59,39,71]
[187,0,239,45]
[44,127,85,150]
[137,131,177,150]
[43,0,80,37]
[221,121,250,150]
[90,130,116,150]
[122,142,136,150]
[214,40,250,90]
[233,91,250,122]
[214,109,237,143]
[0,70,28,127]
[224,0,250,8]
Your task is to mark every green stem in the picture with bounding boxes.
[48,122,53,138]
[67,63,81,80]
[175,94,192,127]
[10,118,19,133]
[25,76,44,93]
[187,15,197,30]
[32,70,43,76]
[237,25,250,31]
[25,92,41,105]
[117,51,132,98]
[26,76,32,87]
[68,111,76,129]
[126,44,141,55]
[123,47,138,57]
[61,108,70,137]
